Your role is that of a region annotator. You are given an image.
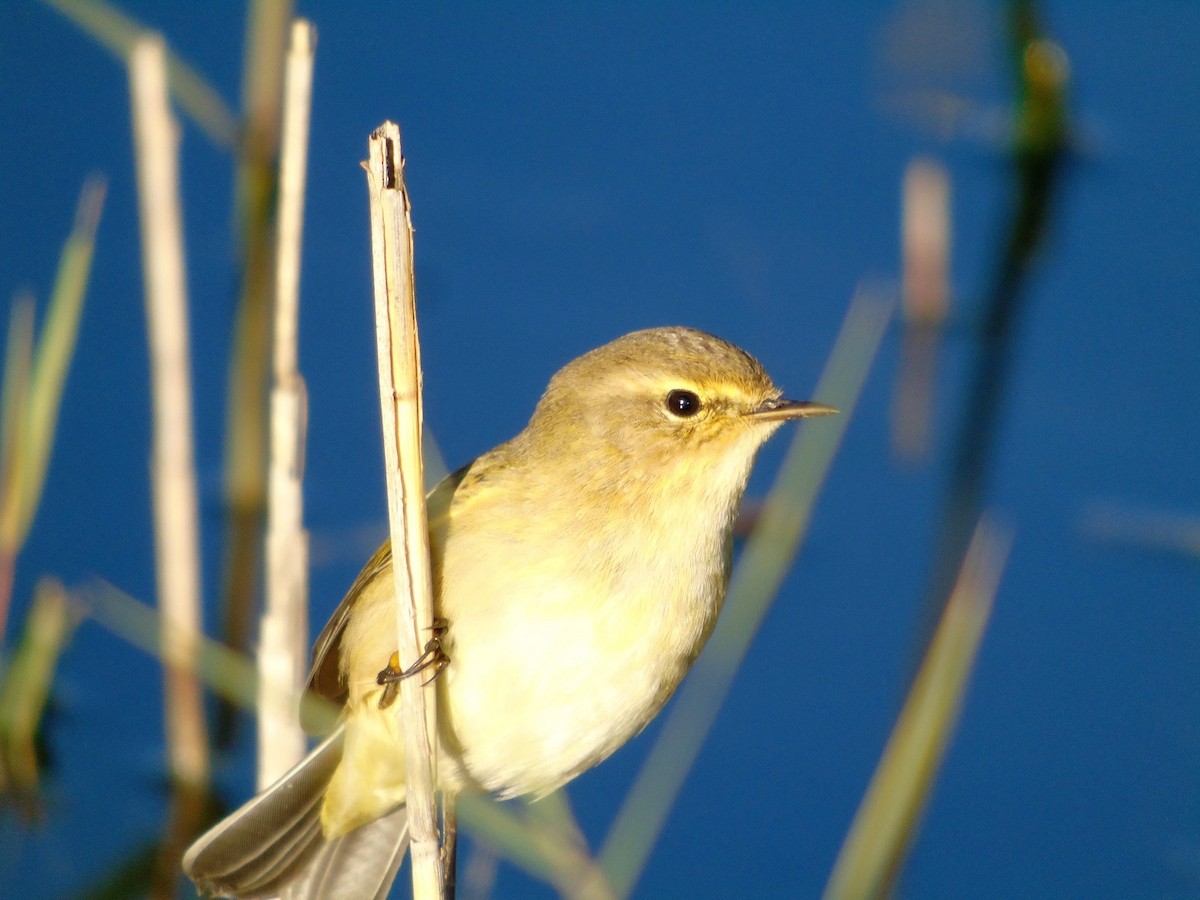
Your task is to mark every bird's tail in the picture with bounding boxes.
[183,725,410,899]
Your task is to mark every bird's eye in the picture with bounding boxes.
[665,389,701,418]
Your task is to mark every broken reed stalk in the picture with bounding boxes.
[128,34,209,791]
[364,122,444,900]
[257,18,315,788]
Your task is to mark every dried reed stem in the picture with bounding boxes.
[257,18,315,788]
[364,122,444,900]
[128,34,209,791]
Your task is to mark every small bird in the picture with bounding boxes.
[184,327,835,898]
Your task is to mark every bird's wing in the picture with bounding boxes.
[301,461,475,723]
[183,726,346,897]
[302,539,392,713]
[184,723,412,900]
[280,802,410,900]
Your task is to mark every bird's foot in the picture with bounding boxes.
[377,617,450,709]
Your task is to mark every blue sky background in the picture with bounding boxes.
[1,2,1198,897]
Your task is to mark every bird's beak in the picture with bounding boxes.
[748,398,839,421]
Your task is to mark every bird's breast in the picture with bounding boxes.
[434,495,732,798]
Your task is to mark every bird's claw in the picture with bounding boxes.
[377,618,450,709]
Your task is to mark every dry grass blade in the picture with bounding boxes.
[0,298,35,501]
[597,288,892,898]
[17,178,106,547]
[823,519,1009,900]
[257,17,315,790]
[84,581,339,735]
[0,578,79,806]
[364,121,443,900]
[0,298,35,643]
[0,177,104,642]
[453,793,613,899]
[40,0,238,147]
[523,792,615,900]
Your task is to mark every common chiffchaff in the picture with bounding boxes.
[185,327,835,898]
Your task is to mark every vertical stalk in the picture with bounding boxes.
[129,35,212,897]
[217,0,294,747]
[257,18,315,788]
[128,31,209,795]
[364,122,444,900]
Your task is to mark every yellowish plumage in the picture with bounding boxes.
[184,327,835,898]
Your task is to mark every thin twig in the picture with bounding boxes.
[364,122,444,900]
[128,32,210,793]
[257,18,315,788]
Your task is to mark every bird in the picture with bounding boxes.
[183,326,835,898]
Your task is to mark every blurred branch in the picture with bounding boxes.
[365,122,444,900]
[891,157,950,463]
[596,287,892,898]
[40,0,238,147]
[1081,502,1200,561]
[257,17,316,790]
[918,1,1069,654]
[824,519,1009,900]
